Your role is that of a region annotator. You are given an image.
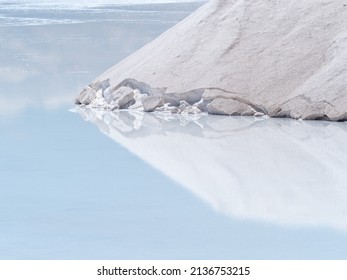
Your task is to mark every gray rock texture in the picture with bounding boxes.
[75,86,97,105]
[207,99,256,116]
[163,89,204,106]
[142,94,164,112]
[110,86,135,109]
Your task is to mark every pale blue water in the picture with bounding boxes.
[0,0,206,26]
[1,1,347,260]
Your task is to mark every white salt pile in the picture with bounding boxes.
[76,0,347,121]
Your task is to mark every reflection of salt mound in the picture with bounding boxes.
[76,107,347,231]
[77,0,347,121]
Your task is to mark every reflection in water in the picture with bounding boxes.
[76,107,347,231]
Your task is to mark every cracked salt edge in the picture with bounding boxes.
[75,78,264,117]
[75,77,347,121]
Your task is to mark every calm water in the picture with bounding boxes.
[1,1,347,260]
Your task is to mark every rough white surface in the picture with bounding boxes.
[78,0,347,121]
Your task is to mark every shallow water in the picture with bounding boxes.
[1,2,347,260]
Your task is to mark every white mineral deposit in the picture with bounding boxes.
[76,0,347,121]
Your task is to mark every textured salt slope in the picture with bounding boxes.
[77,0,347,121]
[76,108,347,231]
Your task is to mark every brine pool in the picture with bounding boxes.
[1,1,347,260]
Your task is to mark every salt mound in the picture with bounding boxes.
[76,0,347,121]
